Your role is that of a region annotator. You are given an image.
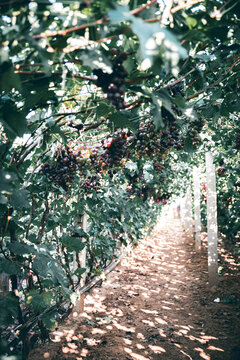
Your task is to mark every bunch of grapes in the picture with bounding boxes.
[41,146,78,191]
[135,119,157,158]
[99,130,131,167]
[217,167,226,176]
[81,175,101,193]
[135,110,181,166]
[89,145,102,173]
[160,107,184,151]
[236,133,240,150]
[186,117,205,146]
[94,49,128,110]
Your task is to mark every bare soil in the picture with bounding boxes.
[29,217,240,360]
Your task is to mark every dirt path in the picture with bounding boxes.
[30,217,240,360]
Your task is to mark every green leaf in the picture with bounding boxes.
[41,311,58,331]
[0,61,21,93]
[0,293,19,326]
[97,102,113,117]
[183,137,196,154]
[151,95,163,130]
[10,189,30,209]
[49,125,67,143]
[80,49,112,72]
[108,5,187,62]
[109,112,137,130]
[0,99,26,140]
[46,119,55,127]
[32,254,49,277]
[186,17,197,29]
[26,290,53,312]
[174,95,186,109]
[74,267,86,277]
[50,35,68,50]
[60,235,86,252]
[0,170,17,193]
[7,242,35,256]
[0,257,21,275]
[47,261,68,287]
[0,144,8,154]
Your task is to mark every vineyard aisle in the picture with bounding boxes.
[30,216,240,360]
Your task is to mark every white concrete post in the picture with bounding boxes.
[180,196,187,230]
[193,167,201,252]
[185,186,193,237]
[78,211,88,313]
[80,212,88,287]
[206,152,218,287]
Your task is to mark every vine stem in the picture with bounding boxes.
[37,197,49,243]
[32,1,158,40]
[14,70,96,82]
[226,57,240,74]
[131,0,157,15]
[210,0,233,18]
[185,55,240,101]
[0,0,27,5]
[171,0,205,14]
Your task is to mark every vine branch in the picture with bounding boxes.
[171,0,205,14]
[15,70,96,82]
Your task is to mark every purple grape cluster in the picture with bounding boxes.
[81,175,101,193]
[41,146,77,191]
[99,130,131,167]
[94,49,128,110]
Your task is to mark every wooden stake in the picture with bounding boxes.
[206,152,218,287]
[193,167,201,252]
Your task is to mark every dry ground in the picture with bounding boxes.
[29,216,240,360]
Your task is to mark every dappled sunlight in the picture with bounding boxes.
[28,218,240,360]
[79,348,89,357]
[148,344,166,353]
[113,323,135,332]
[124,347,149,360]
[207,345,224,351]
[194,347,211,360]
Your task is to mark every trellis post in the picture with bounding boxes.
[193,167,201,252]
[206,152,218,287]
[79,211,88,312]
[180,196,187,231]
[73,210,88,314]
[185,186,193,237]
